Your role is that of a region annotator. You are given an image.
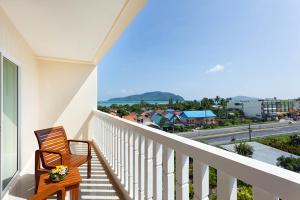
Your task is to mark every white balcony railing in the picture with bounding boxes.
[91,110,300,200]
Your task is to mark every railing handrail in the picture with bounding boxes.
[93,109,300,199]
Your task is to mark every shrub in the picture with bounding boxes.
[258,134,300,156]
[277,156,300,172]
[237,186,252,200]
[235,143,254,158]
[209,167,217,188]
[289,135,300,146]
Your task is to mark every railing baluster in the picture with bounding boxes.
[129,131,134,197]
[110,123,113,166]
[113,125,117,173]
[124,129,129,190]
[111,123,115,169]
[133,132,139,199]
[117,127,121,178]
[176,152,189,200]
[193,160,209,200]
[217,170,237,200]
[108,122,112,165]
[104,120,107,157]
[153,142,162,200]
[163,146,174,200]
[145,138,153,200]
[138,135,145,200]
[120,127,125,184]
[253,187,279,200]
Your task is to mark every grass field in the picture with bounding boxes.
[257,132,300,156]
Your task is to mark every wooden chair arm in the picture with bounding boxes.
[28,185,65,200]
[68,139,92,145]
[68,140,92,157]
[36,149,69,169]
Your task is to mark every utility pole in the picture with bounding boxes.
[248,122,252,141]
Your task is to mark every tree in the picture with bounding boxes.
[214,95,220,105]
[277,156,300,172]
[220,98,230,118]
[97,106,110,113]
[168,98,173,105]
[235,143,254,158]
[201,97,211,125]
[117,108,129,117]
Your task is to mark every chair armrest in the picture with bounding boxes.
[68,140,92,157]
[68,139,92,145]
[36,149,68,169]
[28,185,65,200]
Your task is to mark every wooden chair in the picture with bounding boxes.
[34,126,92,179]
[28,185,66,200]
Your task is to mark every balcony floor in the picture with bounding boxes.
[73,144,122,200]
[4,144,122,200]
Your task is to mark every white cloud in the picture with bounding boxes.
[121,89,127,94]
[206,64,225,73]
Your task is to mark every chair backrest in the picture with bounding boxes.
[34,126,70,167]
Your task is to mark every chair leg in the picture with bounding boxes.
[57,189,66,200]
[87,158,91,178]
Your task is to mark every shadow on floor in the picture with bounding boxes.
[9,174,35,199]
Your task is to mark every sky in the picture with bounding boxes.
[98,0,300,101]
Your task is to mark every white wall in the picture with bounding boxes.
[0,7,39,171]
[38,59,97,139]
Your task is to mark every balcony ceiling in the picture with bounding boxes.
[0,0,146,64]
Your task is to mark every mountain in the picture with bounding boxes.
[108,91,185,102]
[231,96,259,101]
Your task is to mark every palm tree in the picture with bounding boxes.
[235,143,254,158]
[201,97,211,125]
[215,96,221,105]
[214,96,221,117]
[220,98,230,118]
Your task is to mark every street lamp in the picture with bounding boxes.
[248,122,252,141]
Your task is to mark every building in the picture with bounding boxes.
[227,99,263,118]
[151,113,165,126]
[1,1,300,200]
[228,98,300,119]
[179,110,216,126]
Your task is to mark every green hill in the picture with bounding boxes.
[108,91,185,102]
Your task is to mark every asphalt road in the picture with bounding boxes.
[177,121,291,138]
[199,124,300,145]
[176,122,300,145]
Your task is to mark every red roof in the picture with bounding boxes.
[122,115,136,121]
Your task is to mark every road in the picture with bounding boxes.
[176,122,300,145]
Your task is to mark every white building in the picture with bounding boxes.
[227,99,263,118]
[228,98,299,119]
[0,1,300,200]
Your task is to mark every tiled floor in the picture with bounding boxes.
[71,145,121,200]
[4,145,122,200]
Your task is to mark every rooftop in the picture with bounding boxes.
[180,110,216,118]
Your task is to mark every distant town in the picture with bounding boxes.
[98,95,300,133]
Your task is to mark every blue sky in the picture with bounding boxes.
[98,0,300,101]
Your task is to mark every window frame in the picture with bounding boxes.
[0,53,21,197]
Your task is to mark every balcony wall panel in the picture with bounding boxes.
[0,7,39,172]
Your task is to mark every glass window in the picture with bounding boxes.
[2,57,18,190]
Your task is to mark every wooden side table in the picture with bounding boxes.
[36,168,81,200]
